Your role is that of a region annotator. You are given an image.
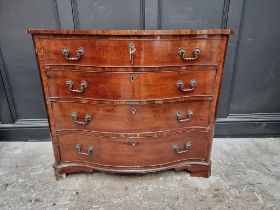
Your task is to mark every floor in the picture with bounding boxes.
[0,138,279,210]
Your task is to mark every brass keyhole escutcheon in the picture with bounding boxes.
[130,139,137,147]
[130,75,136,83]
[130,106,137,115]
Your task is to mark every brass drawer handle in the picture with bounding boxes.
[177,79,197,92]
[172,141,192,154]
[70,112,92,125]
[65,79,88,93]
[75,144,94,156]
[62,47,84,61]
[178,48,200,61]
[175,110,193,122]
[128,42,136,64]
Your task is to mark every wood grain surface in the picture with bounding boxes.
[46,69,216,100]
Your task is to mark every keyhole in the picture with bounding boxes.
[130,75,136,83]
[130,139,137,147]
[131,106,137,115]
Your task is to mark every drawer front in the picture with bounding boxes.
[47,70,216,100]
[58,130,208,166]
[41,38,221,66]
[52,101,211,133]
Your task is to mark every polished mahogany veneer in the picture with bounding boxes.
[52,100,211,133]
[28,29,232,179]
[46,69,216,100]
[57,130,208,167]
[41,38,221,66]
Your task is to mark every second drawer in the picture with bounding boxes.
[52,100,211,133]
[46,69,216,100]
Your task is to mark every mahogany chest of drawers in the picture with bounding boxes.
[28,29,232,179]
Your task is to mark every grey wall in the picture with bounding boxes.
[0,0,279,141]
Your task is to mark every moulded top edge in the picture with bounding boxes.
[26,29,234,36]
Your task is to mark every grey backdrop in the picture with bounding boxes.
[0,0,280,141]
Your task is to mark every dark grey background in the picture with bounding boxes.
[0,0,279,141]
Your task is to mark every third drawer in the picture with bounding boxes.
[52,100,211,133]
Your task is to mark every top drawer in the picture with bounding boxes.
[40,38,221,67]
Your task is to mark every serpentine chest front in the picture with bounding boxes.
[28,29,232,179]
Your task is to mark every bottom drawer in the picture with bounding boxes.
[57,130,208,167]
